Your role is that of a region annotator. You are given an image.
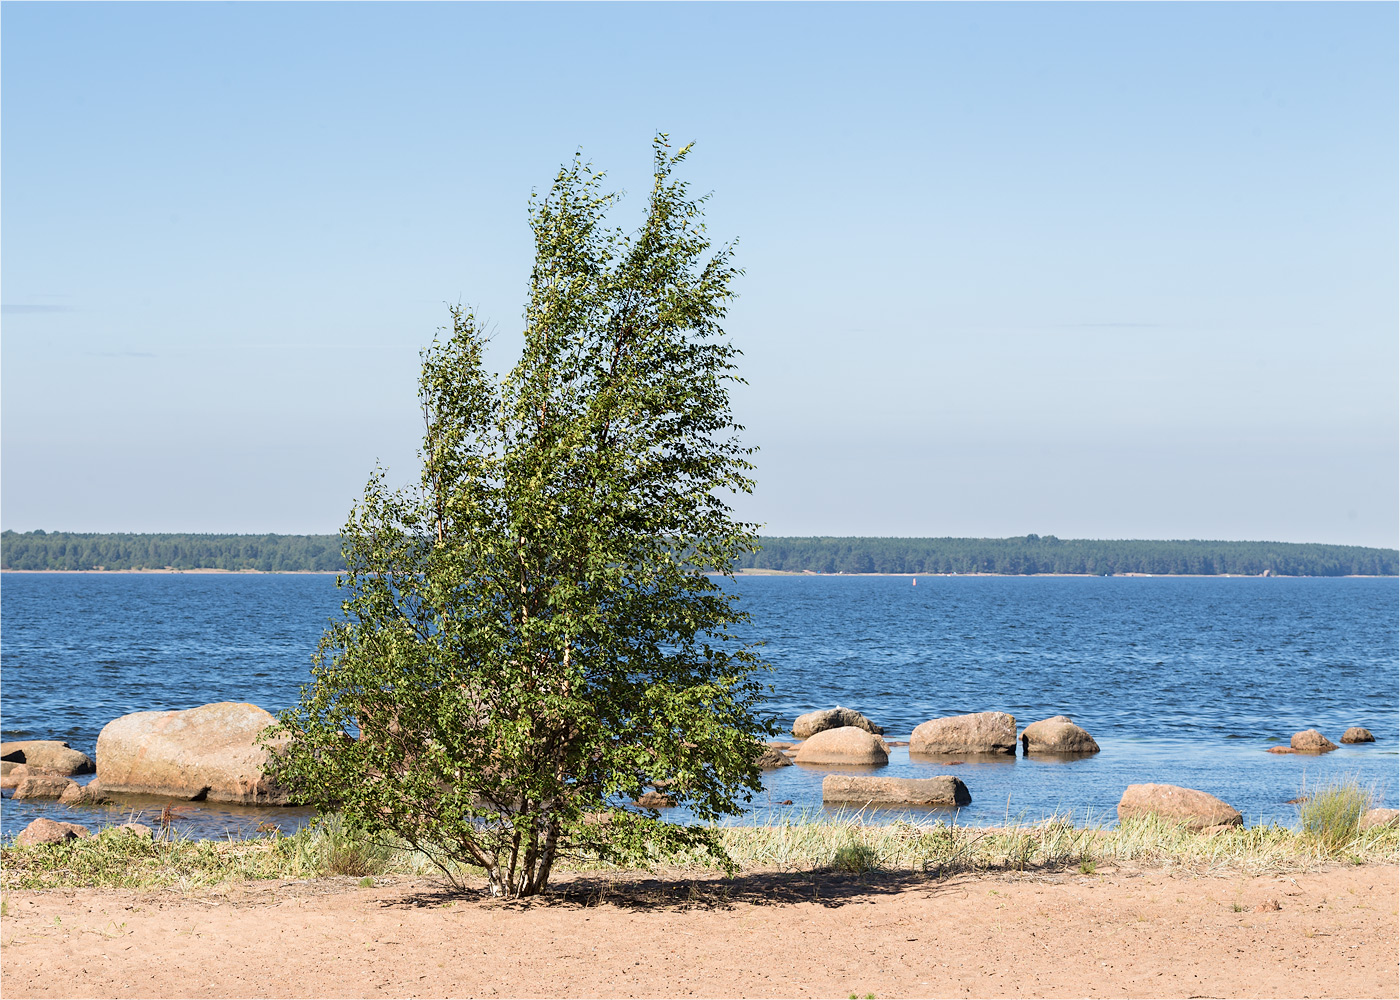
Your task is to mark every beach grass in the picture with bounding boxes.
[1296,775,1372,848]
[4,799,1395,892]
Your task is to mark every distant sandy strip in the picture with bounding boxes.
[3,864,1395,999]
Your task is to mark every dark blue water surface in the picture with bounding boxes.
[2,572,1396,838]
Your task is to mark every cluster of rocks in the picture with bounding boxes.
[2,740,109,804]
[1267,726,1374,755]
[3,702,292,814]
[4,698,1392,840]
[752,708,1102,808]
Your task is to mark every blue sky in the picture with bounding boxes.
[3,2,1396,546]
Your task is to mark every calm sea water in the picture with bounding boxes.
[2,573,1396,838]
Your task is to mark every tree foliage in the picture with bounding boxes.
[267,137,770,898]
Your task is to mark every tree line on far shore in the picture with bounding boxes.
[0,531,344,572]
[2,530,1395,576]
[735,535,1398,577]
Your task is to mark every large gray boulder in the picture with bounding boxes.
[96,702,292,805]
[1020,716,1100,755]
[1290,729,1338,753]
[1117,783,1243,830]
[1341,727,1376,744]
[911,712,1016,755]
[794,727,889,765]
[792,707,884,739]
[822,775,970,807]
[0,740,94,776]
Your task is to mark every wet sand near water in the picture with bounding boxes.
[2,864,1395,999]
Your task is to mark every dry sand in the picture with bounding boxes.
[2,864,1395,999]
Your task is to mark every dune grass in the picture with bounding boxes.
[4,783,1396,892]
[1297,776,1372,849]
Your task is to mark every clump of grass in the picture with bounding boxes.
[1298,777,1370,849]
[831,839,879,874]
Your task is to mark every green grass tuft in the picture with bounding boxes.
[1298,777,1370,849]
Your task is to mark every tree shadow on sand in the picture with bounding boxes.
[383,867,987,913]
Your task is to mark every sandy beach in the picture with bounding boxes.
[2,864,1395,999]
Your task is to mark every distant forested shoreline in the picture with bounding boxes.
[2,530,1395,576]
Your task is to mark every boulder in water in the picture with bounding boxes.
[911,712,1016,755]
[794,727,889,765]
[1117,783,1243,830]
[15,817,91,847]
[12,775,77,800]
[821,775,970,807]
[1290,729,1338,753]
[1340,727,1375,744]
[756,745,794,769]
[0,740,94,776]
[792,707,884,739]
[1019,716,1100,755]
[59,779,111,806]
[96,702,292,805]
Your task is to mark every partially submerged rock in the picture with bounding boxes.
[0,740,95,776]
[794,727,889,766]
[756,745,794,769]
[12,775,77,800]
[96,702,292,805]
[911,712,1016,755]
[15,817,91,847]
[632,790,675,809]
[1,762,30,789]
[792,707,884,739]
[1290,729,1338,754]
[1340,727,1376,744]
[821,775,970,807]
[1359,808,1399,831]
[1117,783,1243,831]
[59,779,111,806]
[1019,716,1099,755]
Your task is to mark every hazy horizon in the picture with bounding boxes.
[4,5,1396,547]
